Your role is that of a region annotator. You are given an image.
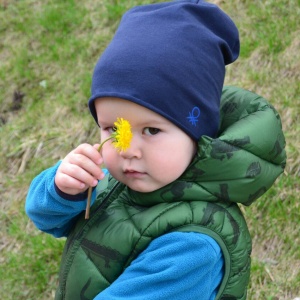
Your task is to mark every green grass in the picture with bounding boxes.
[0,210,65,298]
[0,0,299,299]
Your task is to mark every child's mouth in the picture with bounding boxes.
[124,170,146,178]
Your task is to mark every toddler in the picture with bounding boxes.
[26,1,286,299]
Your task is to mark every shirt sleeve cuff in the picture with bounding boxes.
[54,182,95,202]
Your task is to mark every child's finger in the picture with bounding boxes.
[66,153,102,180]
[73,144,103,165]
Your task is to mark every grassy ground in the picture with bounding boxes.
[0,0,299,299]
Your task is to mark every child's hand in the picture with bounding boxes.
[55,143,105,195]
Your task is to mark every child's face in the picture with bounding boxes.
[95,97,196,193]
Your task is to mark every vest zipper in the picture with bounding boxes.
[75,181,120,243]
[60,180,121,297]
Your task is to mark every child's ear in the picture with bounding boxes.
[193,140,198,156]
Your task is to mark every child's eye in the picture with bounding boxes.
[103,126,116,134]
[143,127,160,136]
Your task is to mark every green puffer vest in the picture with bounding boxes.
[55,86,286,300]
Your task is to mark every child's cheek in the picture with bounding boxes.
[100,131,110,142]
[101,144,117,166]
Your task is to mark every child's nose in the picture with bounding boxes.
[119,135,142,159]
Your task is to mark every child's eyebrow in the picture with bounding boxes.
[97,116,114,124]
[97,117,169,128]
[97,120,113,127]
[138,119,168,127]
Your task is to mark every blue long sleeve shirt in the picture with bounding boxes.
[25,162,224,299]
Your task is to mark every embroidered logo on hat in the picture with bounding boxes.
[187,107,201,126]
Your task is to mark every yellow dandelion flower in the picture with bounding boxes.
[112,118,133,152]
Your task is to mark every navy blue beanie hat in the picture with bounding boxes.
[89,0,240,140]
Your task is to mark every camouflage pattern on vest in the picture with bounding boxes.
[55,86,286,300]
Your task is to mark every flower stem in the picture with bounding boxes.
[85,136,114,219]
[84,118,132,219]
